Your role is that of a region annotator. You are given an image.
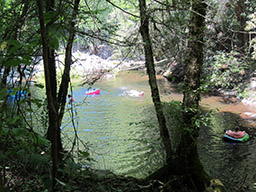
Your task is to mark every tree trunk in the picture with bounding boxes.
[178,0,209,190]
[138,0,172,161]
[148,1,210,191]
[237,0,247,52]
[37,0,80,189]
[58,0,80,124]
[36,0,60,189]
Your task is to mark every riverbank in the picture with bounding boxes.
[35,51,146,82]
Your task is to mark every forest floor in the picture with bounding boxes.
[63,165,221,192]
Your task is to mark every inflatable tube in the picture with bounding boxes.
[223,133,249,142]
[86,89,100,95]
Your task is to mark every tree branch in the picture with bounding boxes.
[105,0,139,18]
[235,174,247,192]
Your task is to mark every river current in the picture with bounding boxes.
[61,71,256,192]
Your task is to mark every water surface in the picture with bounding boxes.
[62,71,256,191]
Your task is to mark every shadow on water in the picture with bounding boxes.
[198,112,256,192]
[61,71,256,191]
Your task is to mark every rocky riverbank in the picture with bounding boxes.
[35,51,146,83]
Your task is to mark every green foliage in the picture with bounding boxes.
[0,84,51,191]
[0,88,7,99]
[205,51,248,91]
[2,0,256,191]
[246,12,256,59]
[0,111,52,191]
[149,2,191,63]
[164,100,212,151]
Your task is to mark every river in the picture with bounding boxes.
[61,70,256,192]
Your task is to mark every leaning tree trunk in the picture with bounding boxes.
[139,0,172,161]
[58,0,80,124]
[146,1,209,190]
[176,0,209,191]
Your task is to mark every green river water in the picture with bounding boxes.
[41,71,256,191]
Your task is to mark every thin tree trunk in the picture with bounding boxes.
[139,0,172,161]
[36,0,60,189]
[58,0,80,124]
[237,0,247,51]
[37,0,80,189]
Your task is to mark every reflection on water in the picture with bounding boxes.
[62,71,256,191]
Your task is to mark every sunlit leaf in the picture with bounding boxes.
[1,41,8,51]
[79,150,90,158]
[55,178,66,186]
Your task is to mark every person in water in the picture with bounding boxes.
[27,93,31,106]
[68,94,75,104]
[226,127,245,138]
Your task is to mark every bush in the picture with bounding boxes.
[204,51,248,91]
